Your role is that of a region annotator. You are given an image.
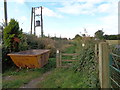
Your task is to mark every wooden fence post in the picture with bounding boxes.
[95,44,98,60]
[99,42,110,88]
[59,51,62,67]
[56,50,60,68]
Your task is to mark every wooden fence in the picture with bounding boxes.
[98,42,120,88]
[56,50,79,68]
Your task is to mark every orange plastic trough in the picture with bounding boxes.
[7,49,50,68]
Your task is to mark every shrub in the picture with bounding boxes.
[18,34,28,51]
[2,19,28,71]
[25,34,56,57]
[71,38,99,87]
[42,38,56,57]
[25,34,45,49]
[3,19,23,52]
[2,46,16,72]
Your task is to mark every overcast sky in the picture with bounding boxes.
[0,0,119,38]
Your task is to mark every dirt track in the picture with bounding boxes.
[20,71,52,88]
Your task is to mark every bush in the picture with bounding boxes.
[71,38,99,87]
[2,19,28,71]
[3,19,23,52]
[42,38,56,57]
[25,34,45,49]
[25,34,56,57]
[2,46,16,72]
[72,39,96,72]
[18,34,28,51]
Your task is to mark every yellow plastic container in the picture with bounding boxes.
[7,49,50,68]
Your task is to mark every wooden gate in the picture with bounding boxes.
[56,50,79,68]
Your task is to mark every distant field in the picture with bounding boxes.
[106,40,120,45]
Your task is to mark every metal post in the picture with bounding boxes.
[4,0,7,26]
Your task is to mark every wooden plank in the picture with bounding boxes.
[62,53,79,56]
[62,60,78,62]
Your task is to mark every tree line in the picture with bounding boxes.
[73,30,120,40]
[95,30,120,40]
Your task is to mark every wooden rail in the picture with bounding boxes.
[61,60,79,62]
[62,53,79,56]
[56,50,79,68]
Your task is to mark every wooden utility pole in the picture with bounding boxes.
[30,7,33,34]
[30,6,44,37]
[33,8,36,35]
[4,0,7,26]
[41,6,43,37]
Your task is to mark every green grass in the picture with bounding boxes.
[37,68,99,88]
[3,70,41,88]
[2,58,56,88]
[62,44,76,53]
[2,68,44,88]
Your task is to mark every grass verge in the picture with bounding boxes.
[37,68,99,88]
[3,69,42,88]
[2,58,56,88]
